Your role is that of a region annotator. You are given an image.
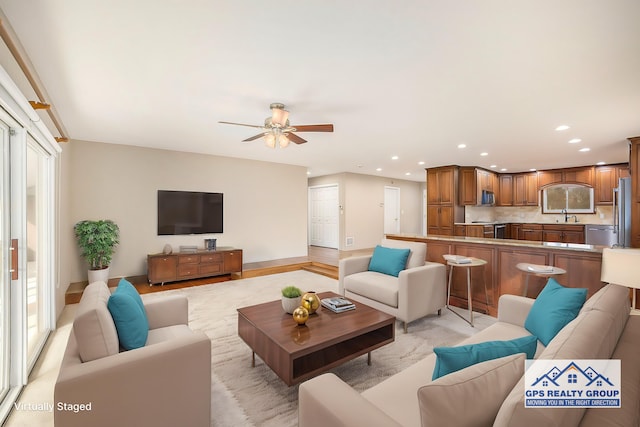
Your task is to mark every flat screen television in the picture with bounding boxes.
[157,190,223,235]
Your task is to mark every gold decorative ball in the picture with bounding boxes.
[301,291,321,314]
[292,306,309,325]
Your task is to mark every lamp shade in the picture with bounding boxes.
[601,248,640,290]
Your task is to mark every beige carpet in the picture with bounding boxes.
[5,270,495,427]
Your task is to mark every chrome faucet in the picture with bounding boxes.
[561,209,568,223]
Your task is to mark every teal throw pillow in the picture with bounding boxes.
[368,245,411,277]
[524,278,587,346]
[117,278,146,314]
[432,335,537,380]
[107,280,149,350]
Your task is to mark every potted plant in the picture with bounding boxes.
[74,219,120,283]
[281,285,302,314]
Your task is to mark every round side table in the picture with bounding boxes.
[516,263,567,297]
[444,255,488,327]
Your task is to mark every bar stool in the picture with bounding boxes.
[516,263,566,297]
[444,255,489,327]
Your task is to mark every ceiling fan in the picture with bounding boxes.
[219,103,334,148]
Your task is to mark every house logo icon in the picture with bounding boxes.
[524,359,621,408]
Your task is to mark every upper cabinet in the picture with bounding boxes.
[427,167,455,205]
[513,172,539,206]
[497,174,514,206]
[458,167,497,206]
[594,164,630,205]
[538,166,594,188]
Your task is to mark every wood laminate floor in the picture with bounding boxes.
[65,246,374,303]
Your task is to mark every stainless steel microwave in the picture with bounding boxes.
[481,190,495,206]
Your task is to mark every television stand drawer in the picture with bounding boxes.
[147,248,243,285]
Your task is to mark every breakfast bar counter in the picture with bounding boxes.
[386,234,606,317]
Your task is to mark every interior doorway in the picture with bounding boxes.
[384,186,400,234]
[308,184,339,249]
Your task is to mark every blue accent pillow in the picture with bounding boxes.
[524,277,587,346]
[107,279,149,350]
[368,245,411,277]
[116,278,146,314]
[432,335,537,380]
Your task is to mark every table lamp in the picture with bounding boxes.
[600,247,640,315]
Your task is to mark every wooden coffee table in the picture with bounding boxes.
[237,291,395,386]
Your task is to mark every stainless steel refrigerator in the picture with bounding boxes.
[614,177,632,247]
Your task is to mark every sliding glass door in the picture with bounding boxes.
[0,117,10,406]
[25,137,51,365]
[0,108,57,422]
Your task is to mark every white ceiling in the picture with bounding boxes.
[2,0,640,182]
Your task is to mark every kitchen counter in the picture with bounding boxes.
[387,233,605,253]
[385,233,606,317]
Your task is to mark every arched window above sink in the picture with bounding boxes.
[542,184,594,214]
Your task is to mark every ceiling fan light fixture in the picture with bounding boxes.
[272,107,289,127]
[279,134,290,148]
[265,133,276,148]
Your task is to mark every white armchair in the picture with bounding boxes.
[339,239,446,333]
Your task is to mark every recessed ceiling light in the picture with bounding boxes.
[405,172,411,176]
[529,168,537,171]
[596,161,606,165]
[568,138,582,144]
[490,165,497,168]
[500,168,508,172]
[579,147,590,152]
[457,144,466,149]
[556,125,570,131]
[376,167,382,172]
[307,171,311,175]
[480,152,488,156]
[418,161,425,165]
[391,155,399,160]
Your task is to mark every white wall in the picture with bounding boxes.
[309,172,423,250]
[63,140,308,284]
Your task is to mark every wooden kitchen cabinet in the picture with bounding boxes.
[427,205,454,235]
[497,175,513,206]
[542,224,585,244]
[513,172,539,206]
[148,248,243,284]
[459,167,497,205]
[454,225,466,236]
[426,166,463,235]
[594,164,630,205]
[519,224,543,241]
[538,166,594,187]
[427,167,455,205]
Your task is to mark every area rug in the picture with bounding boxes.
[145,270,496,427]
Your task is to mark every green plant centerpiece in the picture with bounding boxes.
[281,285,302,314]
[74,219,120,283]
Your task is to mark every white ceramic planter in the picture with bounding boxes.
[88,267,110,284]
[282,296,301,314]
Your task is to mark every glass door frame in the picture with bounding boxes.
[0,64,61,423]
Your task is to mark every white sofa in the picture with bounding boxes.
[339,239,447,332]
[299,283,640,427]
[54,281,211,427]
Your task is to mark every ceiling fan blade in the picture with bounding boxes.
[286,132,307,144]
[242,133,266,142]
[219,121,265,129]
[291,124,334,133]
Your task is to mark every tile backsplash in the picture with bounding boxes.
[465,205,614,225]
